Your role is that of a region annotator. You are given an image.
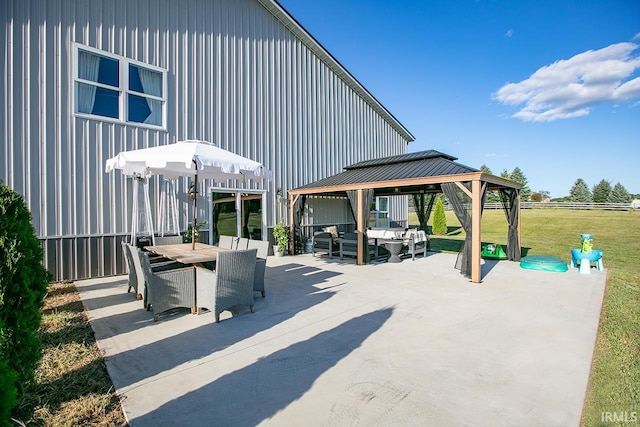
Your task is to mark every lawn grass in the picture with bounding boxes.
[13,282,127,426]
[412,209,640,426]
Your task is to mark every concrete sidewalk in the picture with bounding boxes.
[77,252,606,426]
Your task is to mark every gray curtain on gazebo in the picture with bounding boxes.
[293,195,307,255]
[442,182,486,277]
[346,189,374,262]
[412,193,436,232]
[499,188,521,261]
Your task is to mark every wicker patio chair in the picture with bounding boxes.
[218,235,235,249]
[237,237,249,250]
[155,235,184,245]
[195,248,257,322]
[121,241,140,297]
[127,244,187,310]
[138,249,197,322]
[247,239,269,297]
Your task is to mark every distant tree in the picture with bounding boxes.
[539,190,550,198]
[431,196,448,235]
[480,164,499,203]
[608,182,632,204]
[509,167,531,202]
[531,192,542,202]
[592,179,612,203]
[569,179,592,202]
[500,169,510,180]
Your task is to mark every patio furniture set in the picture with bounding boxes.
[121,236,269,322]
[312,226,429,262]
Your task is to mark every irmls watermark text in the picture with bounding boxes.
[601,411,638,423]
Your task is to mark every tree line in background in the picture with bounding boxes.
[480,165,636,203]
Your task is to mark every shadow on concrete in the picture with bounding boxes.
[131,308,394,426]
[89,262,344,389]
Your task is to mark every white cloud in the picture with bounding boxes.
[492,42,640,122]
[505,29,514,38]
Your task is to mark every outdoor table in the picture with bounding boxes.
[384,241,404,263]
[145,242,229,265]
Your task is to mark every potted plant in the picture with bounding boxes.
[184,219,207,243]
[272,219,289,256]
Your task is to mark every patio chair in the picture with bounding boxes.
[247,239,269,297]
[237,237,249,250]
[121,241,140,297]
[312,232,338,258]
[155,235,183,245]
[403,230,429,260]
[138,249,197,322]
[127,244,188,310]
[218,235,235,249]
[339,232,358,260]
[195,248,257,322]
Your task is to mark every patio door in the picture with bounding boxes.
[209,189,266,245]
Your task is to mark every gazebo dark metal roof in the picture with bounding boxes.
[293,150,514,197]
[288,149,522,284]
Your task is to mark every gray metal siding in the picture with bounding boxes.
[1,0,410,281]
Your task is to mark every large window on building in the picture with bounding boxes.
[74,44,166,128]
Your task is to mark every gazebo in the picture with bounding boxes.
[287,150,522,283]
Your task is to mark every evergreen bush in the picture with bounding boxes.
[0,184,51,421]
[432,196,448,235]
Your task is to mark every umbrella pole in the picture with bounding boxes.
[192,160,198,250]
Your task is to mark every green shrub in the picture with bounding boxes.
[432,196,448,235]
[0,184,51,422]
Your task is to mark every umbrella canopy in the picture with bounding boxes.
[106,140,272,248]
[105,139,272,181]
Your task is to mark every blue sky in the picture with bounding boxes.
[277,0,640,198]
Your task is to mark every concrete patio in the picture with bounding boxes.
[77,252,606,426]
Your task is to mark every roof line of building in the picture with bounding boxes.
[258,0,416,143]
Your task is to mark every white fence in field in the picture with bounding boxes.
[482,202,638,211]
[410,201,640,212]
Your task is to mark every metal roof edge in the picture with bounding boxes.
[257,0,415,142]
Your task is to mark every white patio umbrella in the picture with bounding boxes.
[105,140,272,249]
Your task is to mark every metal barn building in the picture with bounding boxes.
[1,0,414,281]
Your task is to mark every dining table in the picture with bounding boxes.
[145,242,229,265]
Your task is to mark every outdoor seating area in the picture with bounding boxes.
[121,237,270,322]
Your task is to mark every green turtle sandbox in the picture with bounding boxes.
[481,243,507,260]
[520,255,568,272]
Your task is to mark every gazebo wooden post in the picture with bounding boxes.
[471,179,482,283]
[289,193,297,255]
[357,188,364,265]
[517,189,522,258]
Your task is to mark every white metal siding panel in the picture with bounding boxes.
[2,0,411,280]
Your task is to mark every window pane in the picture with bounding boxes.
[129,65,162,97]
[128,94,162,126]
[92,87,119,118]
[78,50,118,87]
[378,197,389,211]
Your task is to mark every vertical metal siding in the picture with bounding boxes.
[1,0,410,281]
